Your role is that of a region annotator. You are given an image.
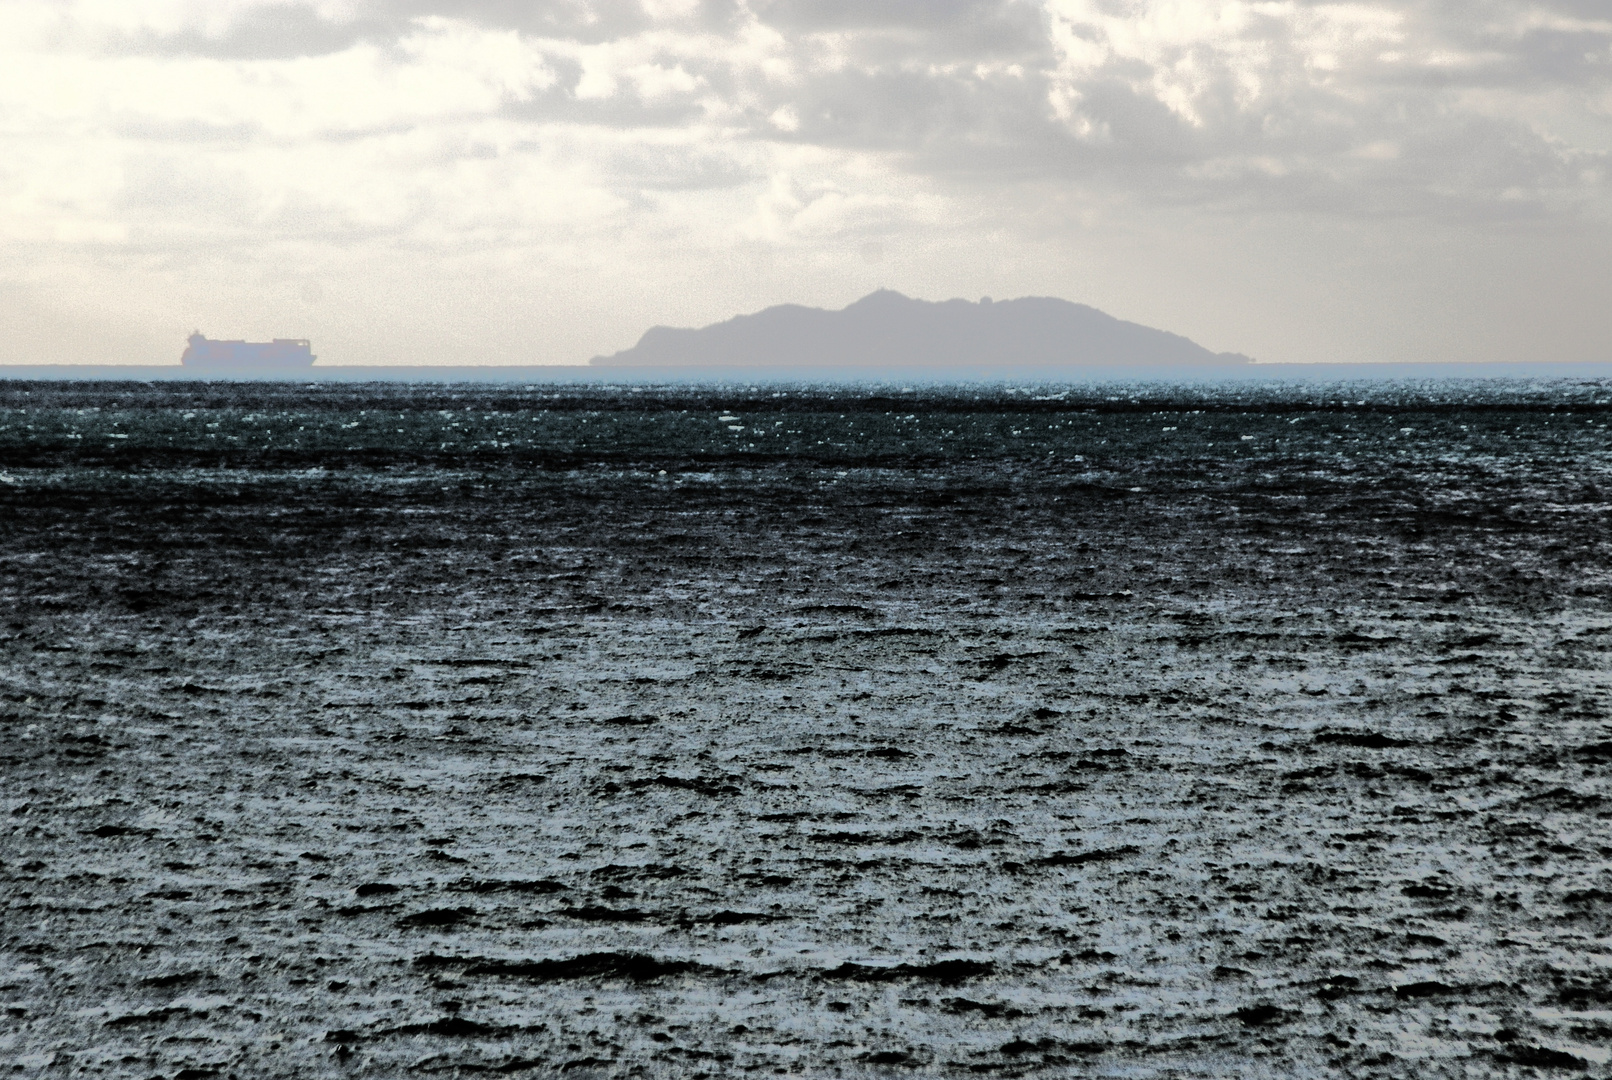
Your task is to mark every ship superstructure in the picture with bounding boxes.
[181,332,316,370]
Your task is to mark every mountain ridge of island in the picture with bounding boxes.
[590,289,1255,374]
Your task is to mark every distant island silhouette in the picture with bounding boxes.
[5,295,1611,380]
[591,290,1254,373]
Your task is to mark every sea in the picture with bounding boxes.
[2,378,1610,1077]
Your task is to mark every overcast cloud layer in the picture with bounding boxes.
[2,0,1610,365]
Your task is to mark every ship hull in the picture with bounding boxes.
[182,335,316,370]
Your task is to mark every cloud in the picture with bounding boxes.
[8,1,1604,219]
[0,0,1608,365]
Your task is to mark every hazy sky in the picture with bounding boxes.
[3,0,1610,366]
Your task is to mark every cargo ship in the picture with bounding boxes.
[181,332,316,371]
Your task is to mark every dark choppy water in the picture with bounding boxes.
[2,380,1611,1078]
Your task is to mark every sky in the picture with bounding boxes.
[1,0,1610,367]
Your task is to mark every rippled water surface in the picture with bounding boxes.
[2,380,1611,1078]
